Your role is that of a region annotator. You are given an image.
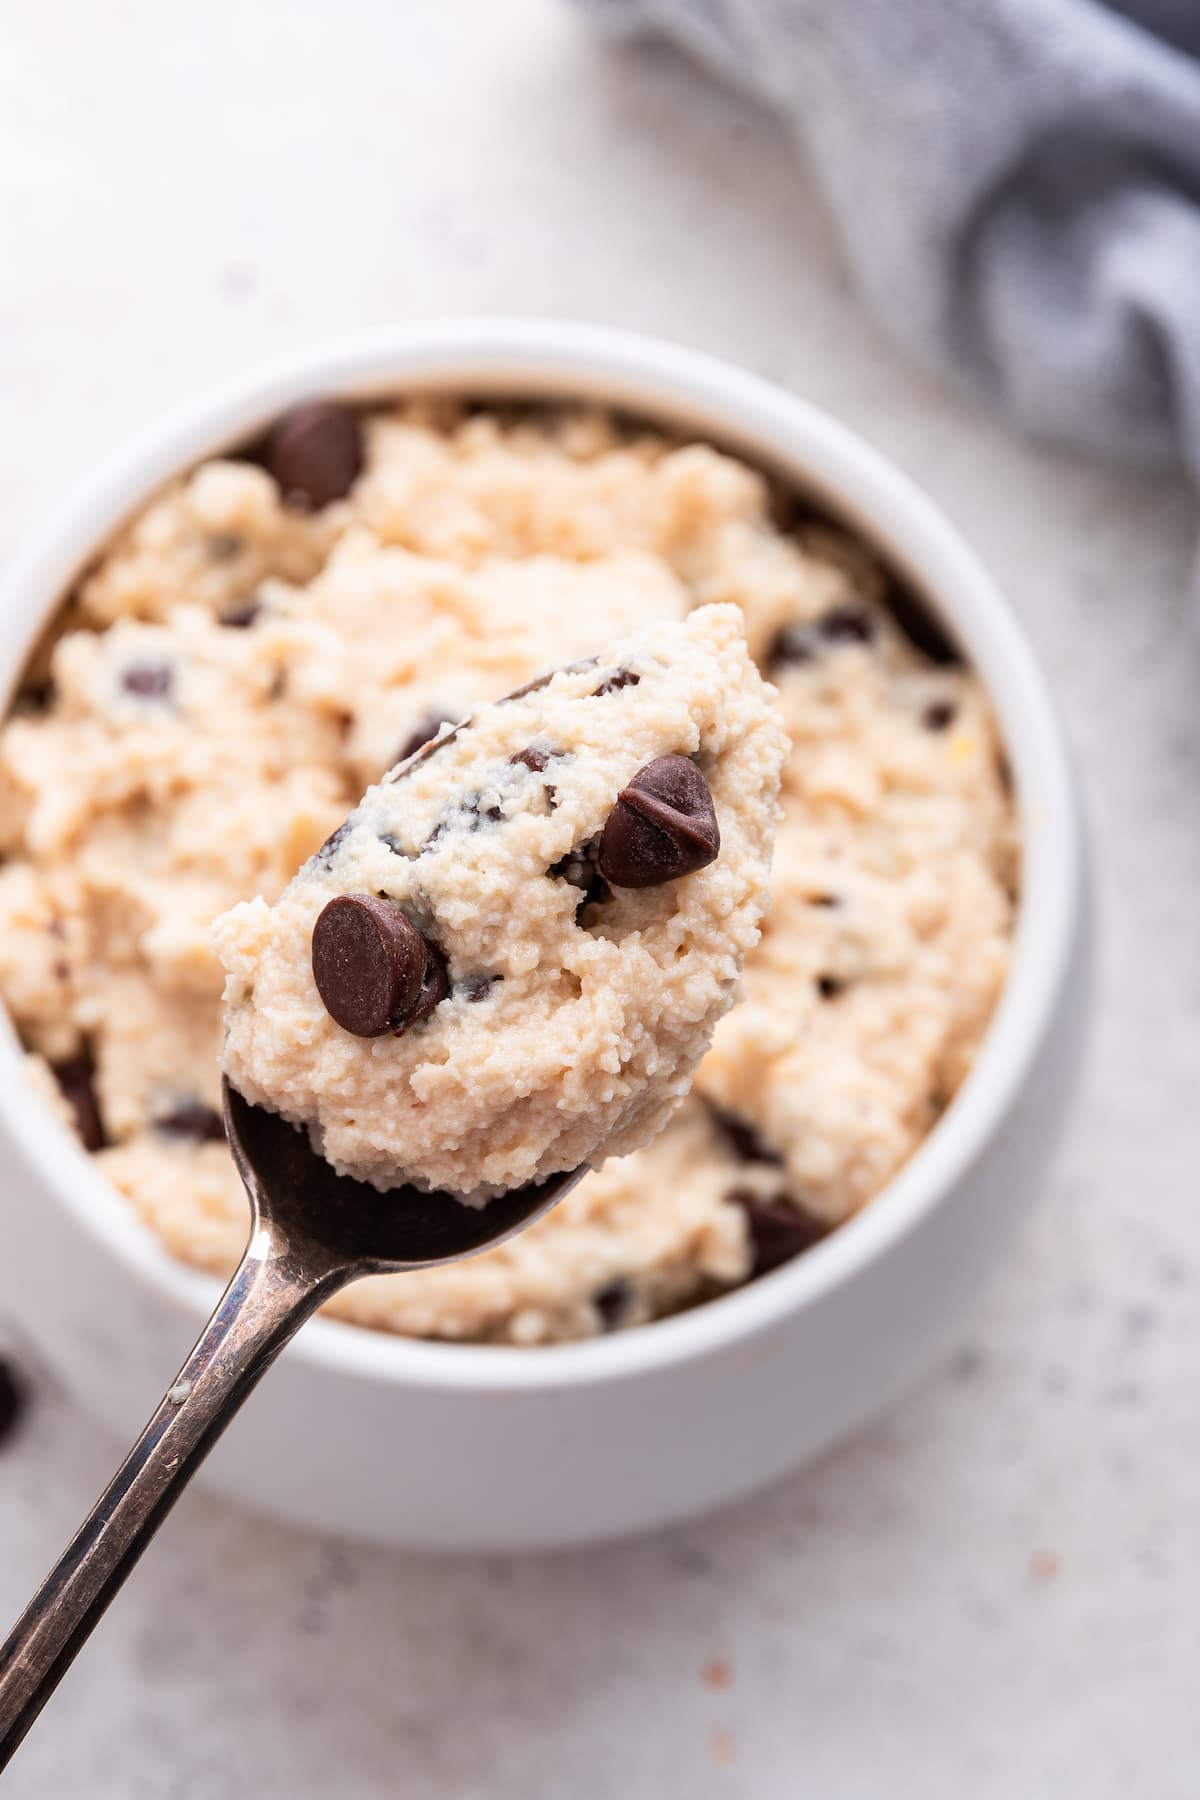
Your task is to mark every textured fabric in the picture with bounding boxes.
[574,0,1200,476]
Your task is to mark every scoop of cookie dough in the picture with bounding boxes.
[213,604,784,1199]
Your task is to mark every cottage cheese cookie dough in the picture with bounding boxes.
[0,397,1016,1342]
[214,606,783,1196]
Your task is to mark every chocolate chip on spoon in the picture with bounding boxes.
[265,400,363,511]
[312,895,436,1037]
[592,668,640,697]
[403,934,449,1036]
[598,754,720,889]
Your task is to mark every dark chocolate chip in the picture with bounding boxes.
[121,663,173,699]
[594,1278,632,1330]
[0,1360,27,1449]
[154,1101,226,1143]
[598,754,720,889]
[51,1055,106,1152]
[815,974,844,1000]
[400,936,449,1036]
[727,1189,826,1277]
[462,972,499,1003]
[766,623,818,670]
[312,895,431,1037]
[592,668,640,698]
[922,699,957,732]
[265,400,363,511]
[378,832,410,858]
[510,746,550,773]
[766,602,875,672]
[808,892,842,909]
[709,1105,784,1168]
[423,791,503,850]
[220,599,262,629]
[314,819,353,868]
[817,601,876,645]
[549,839,612,914]
[394,711,448,768]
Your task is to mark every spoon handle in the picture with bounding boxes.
[0,1226,337,1768]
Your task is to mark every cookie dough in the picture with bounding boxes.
[0,399,1016,1342]
[213,606,783,1196]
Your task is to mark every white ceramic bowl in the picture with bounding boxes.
[0,321,1088,1550]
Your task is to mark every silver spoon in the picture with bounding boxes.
[0,1078,584,1767]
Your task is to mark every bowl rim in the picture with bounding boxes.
[0,317,1083,1394]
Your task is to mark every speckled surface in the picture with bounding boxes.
[0,3,1197,1795]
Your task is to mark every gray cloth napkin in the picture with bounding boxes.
[573,0,1200,477]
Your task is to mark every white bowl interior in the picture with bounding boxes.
[0,321,1081,1394]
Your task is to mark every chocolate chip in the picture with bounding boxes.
[312,895,435,1037]
[598,754,720,889]
[765,623,818,670]
[709,1105,784,1168]
[815,974,844,1000]
[592,668,640,697]
[808,892,842,909]
[398,936,449,1036]
[378,832,410,858]
[594,1278,632,1330]
[727,1190,826,1277]
[462,972,499,1003]
[766,602,877,672]
[0,1360,27,1449]
[121,663,172,699]
[51,1054,106,1152]
[220,599,261,629]
[510,746,550,773]
[423,791,503,850]
[154,1101,226,1143]
[314,819,353,869]
[549,839,611,914]
[818,601,876,644]
[265,400,363,511]
[394,711,448,767]
[922,699,957,732]
[207,532,244,562]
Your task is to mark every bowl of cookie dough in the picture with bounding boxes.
[0,321,1088,1549]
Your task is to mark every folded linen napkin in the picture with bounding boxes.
[573,0,1200,477]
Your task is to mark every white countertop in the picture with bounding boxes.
[1,3,1196,1794]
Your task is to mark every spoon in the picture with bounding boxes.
[0,1078,584,1767]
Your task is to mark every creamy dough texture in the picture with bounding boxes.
[0,401,1016,1342]
[214,606,783,1196]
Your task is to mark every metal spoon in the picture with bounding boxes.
[0,1079,584,1767]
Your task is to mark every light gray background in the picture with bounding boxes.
[1,3,1195,1796]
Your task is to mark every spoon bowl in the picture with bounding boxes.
[0,1081,585,1769]
[225,1080,583,1276]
